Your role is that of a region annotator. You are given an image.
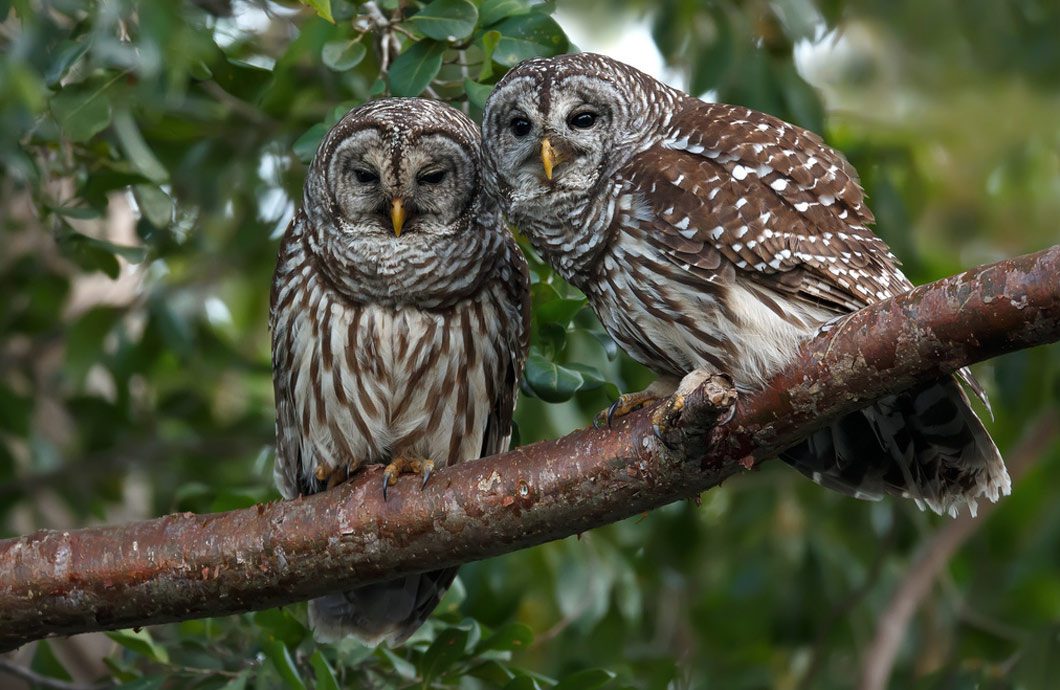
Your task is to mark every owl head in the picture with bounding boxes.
[302,98,500,305]
[481,53,679,207]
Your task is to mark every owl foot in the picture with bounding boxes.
[594,377,680,429]
[382,454,436,502]
[315,464,355,491]
[650,370,738,449]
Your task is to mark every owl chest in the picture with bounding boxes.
[287,295,491,473]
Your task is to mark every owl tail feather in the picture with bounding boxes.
[309,567,458,646]
[779,375,1010,517]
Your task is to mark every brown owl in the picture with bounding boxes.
[271,98,530,644]
[481,53,1008,517]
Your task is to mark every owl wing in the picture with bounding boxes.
[270,211,313,499]
[620,100,912,314]
[480,233,532,458]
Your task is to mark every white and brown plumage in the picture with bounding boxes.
[481,53,1008,516]
[271,98,529,644]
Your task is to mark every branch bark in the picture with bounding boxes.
[1,245,1058,653]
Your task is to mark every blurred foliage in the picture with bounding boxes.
[0,0,1058,689]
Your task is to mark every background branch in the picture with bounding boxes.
[1,245,1058,654]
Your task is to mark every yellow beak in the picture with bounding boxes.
[541,137,559,181]
[390,198,406,237]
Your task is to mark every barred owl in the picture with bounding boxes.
[481,53,1008,516]
[271,98,529,644]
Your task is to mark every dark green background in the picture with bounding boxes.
[1,1,1058,688]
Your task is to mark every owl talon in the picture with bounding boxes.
[593,391,664,429]
[381,454,436,501]
[420,460,435,490]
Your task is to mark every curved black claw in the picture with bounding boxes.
[420,460,435,490]
[382,470,394,502]
[606,399,622,428]
[652,421,678,450]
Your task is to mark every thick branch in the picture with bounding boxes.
[1,245,1058,652]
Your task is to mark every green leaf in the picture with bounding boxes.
[407,0,478,41]
[420,627,470,683]
[468,660,516,685]
[554,669,616,690]
[30,640,73,682]
[464,78,493,110]
[253,608,308,647]
[65,306,124,384]
[477,622,534,653]
[112,679,164,690]
[309,650,340,690]
[523,353,584,403]
[388,39,446,97]
[219,671,250,690]
[503,677,540,690]
[45,38,90,87]
[112,110,169,183]
[378,647,418,680]
[294,123,329,163]
[300,0,333,23]
[478,30,501,80]
[492,12,568,67]
[479,0,532,27]
[133,185,174,228]
[51,84,114,143]
[322,39,367,71]
[47,204,102,220]
[263,638,307,690]
[105,629,170,664]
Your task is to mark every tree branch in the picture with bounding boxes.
[1,245,1058,653]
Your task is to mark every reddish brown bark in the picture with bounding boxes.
[1,245,1058,653]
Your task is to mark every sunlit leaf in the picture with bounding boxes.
[105,629,170,664]
[300,0,334,23]
[480,0,532,27]
[322,39,367,71]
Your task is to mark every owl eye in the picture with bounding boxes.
[568,111,598,129]
[417,169,447,185]
[352,168,379,184]
[509,117,532,137]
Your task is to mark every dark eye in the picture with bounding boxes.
[352,168,379,184]
[417,169,447,184]
[568,111,598,129]
[510,117,532,137]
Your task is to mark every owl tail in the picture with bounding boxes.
[779,375,1010,517]
[308,567,459,646]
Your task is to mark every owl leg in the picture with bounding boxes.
[382,453,436,501]
[594,376,680,429]
[650,369,737,446]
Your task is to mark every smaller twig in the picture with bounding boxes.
[0,659,113,690]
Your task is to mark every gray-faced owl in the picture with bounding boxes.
[481,53,1008,517]
[271,98,530,644]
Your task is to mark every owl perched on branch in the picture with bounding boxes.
[270,98,529,644]
[481,53,1009,516]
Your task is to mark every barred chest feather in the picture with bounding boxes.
[271,236,515,499]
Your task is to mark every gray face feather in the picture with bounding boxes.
[302,98,498,306]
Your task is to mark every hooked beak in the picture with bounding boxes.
[541,137,560,181]
[390,198,406,237]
